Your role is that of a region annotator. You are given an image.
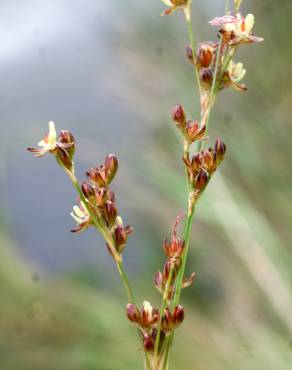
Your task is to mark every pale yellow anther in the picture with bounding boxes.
[161,0,173,5]
[71,201,90,224]
[245,14,254,33]
[73,205,84,218]
[48,121,57,147]
[143,301,153,316]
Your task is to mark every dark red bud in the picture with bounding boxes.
[200,68,213,87]
[215,138,226,159]
[58,130,75,158]
[195,170,209,190]
[114,225,127,252]
[154,271,163,289]
[56,147,73,171]
[161,308,172,331]
[82,182,95,201]
[196,43,214,68]
[103,201,117,226]
[95,187,107,205]
[203,150,213,170]
[143,334,155,352]
[126,304,141,324]
[186,120,200,142]
[105,154,118,183]
[87,167,107,187]
[171,104,186,126]
[173,305,185,326]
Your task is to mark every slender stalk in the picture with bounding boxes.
[187,16,202,102]
[172,200,196,308]
[65,167,135,304]
[153,267,175,369]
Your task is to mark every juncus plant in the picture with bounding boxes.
[28,1,263,369]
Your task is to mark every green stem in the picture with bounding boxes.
[153,267,175,369]
[65,167,135,304]
[186,8,202,105]
[172,200,196,308]
[116,260,134,304]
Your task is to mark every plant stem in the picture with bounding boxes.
[65,167,135,304]
[116,259,134,303]
[186,6,202,105]
[153,267,174,369]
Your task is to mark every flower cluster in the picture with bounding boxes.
[172,104,206,144]
[28,123,133,258]
[154,216,195,299]
[27,121,75,171]
[75,154,133,255]
[126,301,184,352]
[186,13,263,95]
[183,138,226,193]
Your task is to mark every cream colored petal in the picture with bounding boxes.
[161,0,173,6]
[73,205,84,218]
[238,68,246,81]
[234,62,243,76]
[38,140,46,147]
[245,14,255,33]
[70,211,82,224]
[48,121,57,146]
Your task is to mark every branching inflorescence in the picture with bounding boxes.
[27,1,263,369]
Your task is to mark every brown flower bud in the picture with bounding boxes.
[200,68,213,88]
[173,305,185,326]
[143,334,155,352]
[103,201,117,226]
[154,271,163,292]
[185,120,199,142]
[126,304,141,324]
[81,182,95,201]
[105,154,118,183]
[202,150,214,171]
[87,167,107,187]
[56,147,73,171]
[58,130,75,158]
[215,138,226,160]
[161,308,172,331]
[114,224,127,253]
[171,104,186,128]
[163,236,185,259]
[194,170,209,190]
[196,43,215,68]
[95,187,107,205]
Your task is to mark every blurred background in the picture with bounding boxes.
[0,0,292,369]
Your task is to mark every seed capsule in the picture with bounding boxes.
[171,104,186,127]
[105,154,118,183]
